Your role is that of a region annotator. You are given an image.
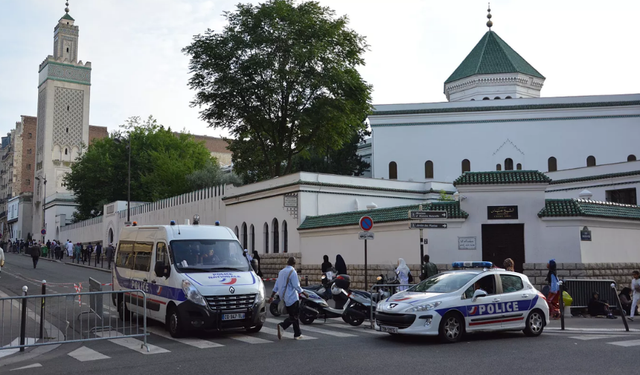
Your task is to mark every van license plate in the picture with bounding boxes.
[222,313,246,321]
[380,325,398,334]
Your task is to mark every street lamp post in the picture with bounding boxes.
[114,136,131,224]
[35,176,47,242]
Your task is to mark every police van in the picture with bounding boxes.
[112,218,266,337]
[375,261,549,342]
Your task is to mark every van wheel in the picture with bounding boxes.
[246,324,263,333]
[167,306,185,338]
[439,312,464,343]
[118,297,130,322]
[523,310,545,337]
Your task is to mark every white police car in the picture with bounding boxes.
[375,261,549,343]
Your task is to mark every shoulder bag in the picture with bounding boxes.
[277,269,294,315]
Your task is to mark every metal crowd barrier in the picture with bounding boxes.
[558,280,629,332]
[0,286,149,352]
[368,283,414,330]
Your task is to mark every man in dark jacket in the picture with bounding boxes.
[419,254,439,281]
[105,243,115,269]
[30,243,41,269]
[95,243,102,267]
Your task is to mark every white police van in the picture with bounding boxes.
[375,261,549,342]
[112,218,266,337]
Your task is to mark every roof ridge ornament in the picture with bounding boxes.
[65,1,70,14]
[486,3,493,29]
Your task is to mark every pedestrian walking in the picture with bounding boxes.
[66,240,74,259]
[80,243,86,263]
[269,257,307,340]
[396,258,412,291]
[0,245,5,277]
[30,242,41,269]
[105,243,115,269]
[252,251,262,277]
[419,254,439,281]
[40,242,48,259]
[87,243,94,264]
[95,243,102,267]
[74,243,81,264]
[629,270,640,322]
[46,240,52,258]
[546,259,560,319]
[503,258,515,272]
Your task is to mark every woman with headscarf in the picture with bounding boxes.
[396,258,411,291]
[588,291,616,319]
[252,251,263,277]
[335,254,347,275]
[321,255,333,273]
[619,287,635,316]
[545,259,560,319]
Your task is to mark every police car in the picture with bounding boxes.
[375,261,549,343]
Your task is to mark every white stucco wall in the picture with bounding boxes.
[579,223,640,263]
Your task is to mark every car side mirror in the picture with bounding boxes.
[472,289,487,302]
[154,261,169,278]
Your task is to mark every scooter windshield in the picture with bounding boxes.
[170,239,250,272]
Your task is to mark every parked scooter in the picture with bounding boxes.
[341,270,398,326]
[299,275,350,324]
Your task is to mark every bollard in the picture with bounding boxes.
[558,280,565,330]
[20,286,28,352]
[612,283,629,332]
[40,280,46,339]
[304,275,308,287]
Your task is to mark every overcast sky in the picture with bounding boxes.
[1,0,638,138]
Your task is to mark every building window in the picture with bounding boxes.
[587,155,596,167]
[516,163,522,170]
[425,160,434,179]
[389,162,397,180]
[27,149,32,155]
[496,164,502,171]
[27,164,31,170]
[241,222,247,249]
[65,148,68,155]
[461,159,470,173]
[504,158,514,170]
[66,128,69,133]
[628,154,637,162]
[272,218,279,253]
[606,188,637,205]
[548,157,557,172]
[250,224,255,252]
[282,220,288,253]
[483,97,490,100]
[234,226,239,237]
[494,97,501,100]
[26,179,31,185]
[67,105,70,111]
[263,223,269,254]
[505,96,512,99]
[28,133,32,139]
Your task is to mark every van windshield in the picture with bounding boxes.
[170,240,250,272]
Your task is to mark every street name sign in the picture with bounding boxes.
[409,210,447,219]
[410,223,447,229]
[358,232,374,240]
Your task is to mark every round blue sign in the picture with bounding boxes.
[41,229,46,235]
[359,216,373,231]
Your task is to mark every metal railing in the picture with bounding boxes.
[0,285,149,352]
[558,280,629,332]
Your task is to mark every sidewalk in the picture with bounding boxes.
[20,253,111,274]
[546,315,640,332]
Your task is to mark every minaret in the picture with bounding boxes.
[33,1,92,242]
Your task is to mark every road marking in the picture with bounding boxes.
[324,323,387,335]
[94,331,169,354]
[266,318,355,337]
[68,346,111,362]
[569,335,628,341]
[227,334,272,344]
[0,338,38,359]
[260,326,316,340]
[10,363,42,371]
[146,326,224,348]
[607,339,640,347]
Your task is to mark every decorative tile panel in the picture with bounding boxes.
[52,87,84,150]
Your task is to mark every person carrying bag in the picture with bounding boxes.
[269,257,308,340]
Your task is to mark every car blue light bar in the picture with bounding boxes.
[452,261,493,269]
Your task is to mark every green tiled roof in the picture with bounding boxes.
[299,201,468,230]
[61,13,75,21]
[453,171,551,186]
[445,31,544,84]
[538,199,640,221]
[550,170,640,185]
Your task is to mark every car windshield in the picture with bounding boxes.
[408,272,477,294]
[170,239,250,272]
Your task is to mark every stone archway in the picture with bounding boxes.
[108,228,114,244]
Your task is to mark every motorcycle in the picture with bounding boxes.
[299,275,350,325]
[341,269,398,326]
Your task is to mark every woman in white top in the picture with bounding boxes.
[396,258,411,291]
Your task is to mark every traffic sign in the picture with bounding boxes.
[358,232,374,240]
[359,216,374,231]
[410,210,447,219]
[410,223,447,229]
[41,229,46,235]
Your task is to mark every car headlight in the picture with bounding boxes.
[405,301,442,313]
[255,281,265,304]
[182,280,207,306]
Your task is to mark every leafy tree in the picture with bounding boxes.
[183,0,372,182]
[186,159,242,190]
[64,116,214,221]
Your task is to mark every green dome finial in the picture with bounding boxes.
[486,3,493,29]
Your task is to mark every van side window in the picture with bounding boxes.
[116,242,135,269]
[156,242,169,264]
[133,242,153,272]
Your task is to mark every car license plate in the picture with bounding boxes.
[222,313,246,321]
[380,325,398,334]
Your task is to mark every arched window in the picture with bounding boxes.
[234,226,239,237]
[108,228,114,244]
[494,97,501,100]
[483,97,490,100]
[250,224,255,251]
[504,158,514,170]
[424,160,434,179]
[389,162,397,180]
[496,164,502,171]
[241,222,248,249]
[282,220,288,253]
[548,157,557,172]
[628,154,637,162]
[461,159,471,173]
[263,223,269,254]
[587,155,596,167]
[272,219,279,253]
[505,96,512,99]
[516,163,522,170]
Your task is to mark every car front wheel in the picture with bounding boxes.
[439,312,464,343]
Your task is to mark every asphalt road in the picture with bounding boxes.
[2,254,640,375]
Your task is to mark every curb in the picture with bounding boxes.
[64,262,111,274]
[546,327,640,333]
